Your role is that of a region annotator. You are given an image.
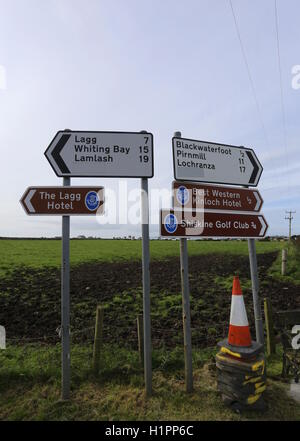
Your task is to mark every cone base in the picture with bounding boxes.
[216,350,267,412]
[217,339,263,360]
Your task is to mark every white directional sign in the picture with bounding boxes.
[173,137,262,186]
[45,131,154,178]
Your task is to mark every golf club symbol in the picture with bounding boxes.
[164,213,178,234]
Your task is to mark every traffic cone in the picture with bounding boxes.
[217,276,263,359]
[228,276,252,347]
[216,276,266,411]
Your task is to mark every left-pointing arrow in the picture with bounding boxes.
[23,189,36,213]
[51,133,71,174]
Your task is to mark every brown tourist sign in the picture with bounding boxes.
[172,181,263,212]
[160,209,268,238]
[20,187,104,215]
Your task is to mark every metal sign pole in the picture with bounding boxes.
[62,176,71,400]
[248,238,264,345]
[180,237,193,392]
[243,182,264,346]
[174,131,193,393]
[141,176,152,396]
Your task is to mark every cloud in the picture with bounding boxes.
[1,0,300,237]
[0,65,6,90]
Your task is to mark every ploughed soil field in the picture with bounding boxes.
[0,251,299,348]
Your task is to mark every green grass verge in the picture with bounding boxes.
[268,242,300,285]
[0,239,282,276]
[0,343,299,421]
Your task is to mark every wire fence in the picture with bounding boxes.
[0,316,231,382]
[5,319,228,350]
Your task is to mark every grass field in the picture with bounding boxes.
[0,343,299,421]
[0,238,299,421]
[0,238,283,275]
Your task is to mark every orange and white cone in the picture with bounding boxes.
[228,276,252,347]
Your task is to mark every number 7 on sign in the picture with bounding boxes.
[140,136,150,163]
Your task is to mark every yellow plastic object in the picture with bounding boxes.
[247,394,261,405]
[220,346,242,359]
[252,359,265,374]
[243,376,262,385]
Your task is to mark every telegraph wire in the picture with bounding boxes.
[274,0,290,191]
[229,0,269,148]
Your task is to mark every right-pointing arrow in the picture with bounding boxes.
[253,191,263,211]
[246,151,260,184]
[51,134,71,174]
[24,189,36,213]
[258,215,268,237]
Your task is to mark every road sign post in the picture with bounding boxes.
[21,129,154,401]
[174,131,193,394]
[44,128,154,398]
[20,184,104,400]
[61,176,70,400]
[248,238,264,344]
[180,237,193,393]
[170,134,266,357]
[240,176,264,346]
[138,129,153,396]
[170,135,266,348]
[141,176,152,396]
[0,325,6,349]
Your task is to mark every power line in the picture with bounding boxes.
[228,0,269,147]
[274,0,290,189]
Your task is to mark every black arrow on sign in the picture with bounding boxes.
[246,151,260,184]
[51,134,71,174]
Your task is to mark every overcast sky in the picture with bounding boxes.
[0,0,300,238]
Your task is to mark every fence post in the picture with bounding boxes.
[264,298,276,356]
[93,306,104,374]
[281,249,287,276]
[137,314,144,365]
